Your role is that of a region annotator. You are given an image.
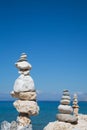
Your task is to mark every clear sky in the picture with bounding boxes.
[0,0,87,101]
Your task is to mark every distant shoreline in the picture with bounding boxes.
[0,100,87,102]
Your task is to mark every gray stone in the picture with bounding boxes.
[1,121,11,130]
[10,121,17,130]
[60,99,70,105]
[58,105,73,114]
[56,114,78,124]
[63,90,70,96]
[62,95,71,100]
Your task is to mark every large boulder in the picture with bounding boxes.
[44,121,72,130]
[44,114,87,130]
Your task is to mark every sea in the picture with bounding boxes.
[0,101,87,130]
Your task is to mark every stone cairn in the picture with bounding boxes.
[56,90,78,124]
[72,93,79,116]
[11,53,39,130]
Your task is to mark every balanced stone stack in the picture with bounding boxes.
[11,53,39,130]
[56,90,78,124]
[72,93,79,116]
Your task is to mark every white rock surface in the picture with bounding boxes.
[14,75,35,92]
[15,61,32,70]
[62,95,71,100]
[58,105,73,114]
[13,100,39,115]
[44,114,87,130]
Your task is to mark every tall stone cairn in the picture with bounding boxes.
[72,93,79,116]
[56,90,78,124]
[11,53,39,130]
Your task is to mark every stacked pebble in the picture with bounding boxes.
[56,90,78,124]
[72,93,79,116]
[11,53,39,129]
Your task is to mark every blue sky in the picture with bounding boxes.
[0,0,87,100]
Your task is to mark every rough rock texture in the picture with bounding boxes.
[1,121,32,130]
[56,114,78,123]
[13,100,39,115]
[44,121,72,130]
[17,124,32,130]
[17,114,31,126]
[10,121,17,130]
[13,75,35,92]
[11,91,36,100]
[1,121,11,130]
[44,114,87,130]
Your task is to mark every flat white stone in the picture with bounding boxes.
[15,61,32,70]
[56,114,78,123]
[61,99,70,105]
[20,53,27,59]
[74,99,78,102]
[19,70,30,75]
[63,91,70,96]
[14,75,35,92]
[62,96,71,100]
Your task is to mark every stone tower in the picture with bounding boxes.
[11,53,39,130]
[72,93,79,116]
[56,90,78,124]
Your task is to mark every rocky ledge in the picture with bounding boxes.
[44,114,87,130]
[1,121,32,130]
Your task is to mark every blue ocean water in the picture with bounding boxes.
[0,101,87,130]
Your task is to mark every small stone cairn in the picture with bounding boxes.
[11,53,39,129]
[72,93,79,116]
[56,90,78,124]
